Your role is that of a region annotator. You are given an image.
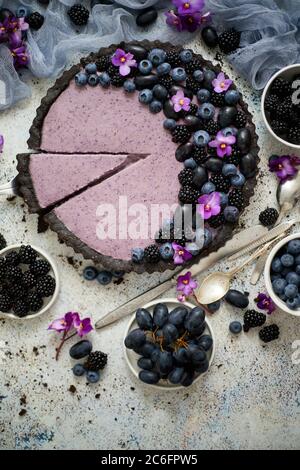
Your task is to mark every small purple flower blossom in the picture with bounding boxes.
[197,191,221,220]
[10,43,29,68]
[171,90,191,113]
[255,293,276,315]
[172,0,204,16]
[177,293,186,303]
[3,16,19,33]
[172,242,193,265]
[212,72,233,94]
[181,12,202,32]
[165,10,184,31]
[48,312,75,333]
[73,314,94,337]
[269,155,300,183]
[177,271,198,297]
[0,135,4,153]
[209,131,236,158]
[111,48,137,77]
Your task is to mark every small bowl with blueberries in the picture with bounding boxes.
[265,233,300,316]
[124,298,215,389]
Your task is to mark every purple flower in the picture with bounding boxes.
[212,72,233,94]
[177,293,186,302]
[172,0,204,16]
[18,17,29,33]
[0,135,4,153]
[255,293,276,315]
[269,155,300,183]
[181,12,202,32]
[171,90,191,113]
[172,242,193,265]
[177,271,198,296]
[73,314,94,337]
[165,10,184,31]
[199,11,212,26]
[3,16,19,33]
[111,48,137,77]
[197,191,221,220]
[48,312,75,333]
[209,131,236,158]
[10,43,29,68]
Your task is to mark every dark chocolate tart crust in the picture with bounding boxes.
[17,40,260,274]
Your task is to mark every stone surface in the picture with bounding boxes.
[0,39,299,450]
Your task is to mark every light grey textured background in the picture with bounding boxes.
[0,37,299,450]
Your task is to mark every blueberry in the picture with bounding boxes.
[222,163,238,177]
[179,49,193,63]
[229,321,242,334]
[287,239,300,255]
[284,283,298,299]
[69,340,92,359]
[279,293,288,301]
[296,265,300,275]
[225,89,240,105]
[184,158,197,169]
[282,267,292,277]
[197,103,215,120]
[75,72,88,86]
[138,59,153,75]
[153,303,169,327]
[124,328,146,349]
[153,84,168,101]
[197,89,211,103]
[271,274,281,281]
[203,69,216,88]
[207,300,221,313]
[111,271,125,279]
[231,172,246,187]
[286,272,300,286]
[295,254,300,265]
[220,192,229,207]
[16,7,30,18]
[85,63,97,74]
[171,67,187,82]
[193,130,210,147]
[123,80,136,93]
[193,70,204,82]
[83,266,98,281]
[222,126,238,137]
[148,48,166,65]
[72,364,86,377]
[131,247,144,263]
[139,370,160,384]
[97,270,113,285]
[88,74,99,86]
[271,257,283,273]
[272,278,287,294]
[286,297,300,310]
[201,182,216,194]
[139,89,153,104]
[86,370,100,383]
[281,253,294,268]
[149,100,163,113]
[99,72,110,87]
[157,62,171,76]
[137,357,154,371]
[163,118,176,131]
[159,243,174,261]
[224,206,240,223]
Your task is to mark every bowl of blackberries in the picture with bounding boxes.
[124,298,215,389]
[0,244,59,320]
[262,64,300,148]
[265,233,300,317]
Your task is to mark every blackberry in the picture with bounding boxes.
[0,259,7,280]
[186,76,201,95]
[264,94,279,113]
[243,309,266,332]
[235,111,247,128]
[10,284,27,300]
[0,234,6,250]
[172,125,191,144]
[110,73,126,87]
[178,168,194,186]
[228,189,244,210]
[202,119,220,136]
[158,75,174,90]
[271,77,291,96]
[0,293,12,312]
[208,214,225,228]
[13,299,29,318]
[68,4,89,26]
[27,292,43,313]
[183,103,198,117]
[173,228,189,246]
[271,120,288,135]
[276,101,292,119]
[30,259,51,277]
[85,351,108,371]
[192,146,208,165]
[224,147,241,165]
[95,55,109,72]
[144,245,161,263]
[259,208,279,227]
[210,91,226,107]
[155,227,173,244]
[22,271,37,289]
[19,245,37,264]
[178,186,198,204]
[210,174,231,192]
[166,49,182,68]
[36,275,56,297]
[185,59,202,75]
[5,251,20,266]
[6,266,22,283]
[288,127,300,144]
[27,12,44,30]
[259,324,280,343]
[218,29,241,54]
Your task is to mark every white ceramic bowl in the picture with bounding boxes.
[0,244,60,320]
[124,297,215,390]
[261,64,300,150]
[264,232,300,317]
